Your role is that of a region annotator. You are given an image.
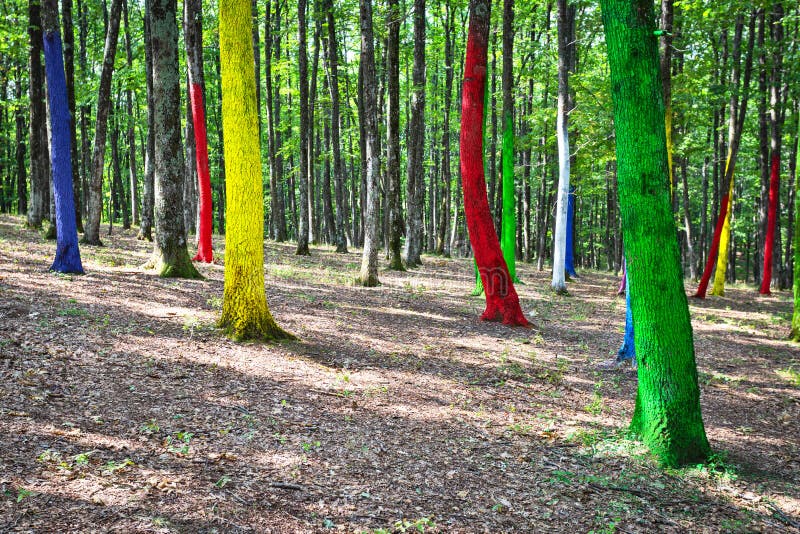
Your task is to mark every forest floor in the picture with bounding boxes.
[0,213,798,533]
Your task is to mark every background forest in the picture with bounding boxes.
[1,0,798,287]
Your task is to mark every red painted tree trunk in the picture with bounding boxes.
[760,153,779,294]
[190,82,213,262]
[460,0,528,326]
[694,192,729,298]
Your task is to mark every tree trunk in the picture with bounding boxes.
[138,0,155,241]
[308,7,321,244]
[27,0,50,229]
[385,0,403,270]
[552,0,573,294]
[760,3,784,295]
[295,0,310,255]
[440,3,455,258]
[265,0,286,241]
[183,82,197,236]
[324,0,347,253]
[694,12,756,298]
[404,0,426,267]
[357,0,380,286]
[144,0,199,279]
[185,0,213,262]
[60,0,82,231]
[42,0,83,273]
[14,76,28,216]
[83,0,122,245]
[322,106,336,243]
[601,0,710,467]
[681,156,697,280]
[500,0,517,281]
[218,0,293,341]
[122,0,138,228]
[461,0,528,326]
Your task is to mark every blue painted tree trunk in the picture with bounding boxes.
[565,185,577,278]
[617,264,636,362]
[44,28,83,274]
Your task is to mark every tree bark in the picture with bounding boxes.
[83,0,122,245]
[265,0,286,241]
[323,0,347,253]
[144,0,200,279]
[404,0,426,267]
[60,0,81,231]
[461,0,528,326]
[138,0,155,241]
[500,0,517,281]
[385,0,403,270]
[185,0,213,262]
[27,0,50,229]
[552,0,574,294]
[694,12,756,298]
[357,0,380,286]
[219,0,293,341]
[42,0,83,273]
[760,3,784,295]
[122,0,138,228]
[601,0,709,467]
[295,0,310,255]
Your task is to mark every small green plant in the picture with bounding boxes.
[165,432,193,455]
[394,517,435,533]
[206,296,223,310]
[140,419,160,434]
[59,306,88,317]
[15,488,35,503]
[301,440,321,453]
[102,458,135,475]
[214,475,232,488]
[776,366,800,387]
[585,382,605,415]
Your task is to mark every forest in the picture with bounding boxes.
[0,0,799,531]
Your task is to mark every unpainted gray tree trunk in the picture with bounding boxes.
[357,0,380,286]
[296,0,310,255]
[138,0,155,241]
[27,0,50,229]
[83,0,122,245]
[404,0,426,267]
[386,0,403,270]
[144,0,199,279]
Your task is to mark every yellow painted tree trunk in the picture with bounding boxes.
[710,177,735,296]
[218,0,293,341]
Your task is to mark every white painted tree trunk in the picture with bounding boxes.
[552,0,571,294]
[552,93,570,293]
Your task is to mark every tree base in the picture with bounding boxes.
[356,274,381,287]
[295,244,311,256]
[192,251,214,263]
[551,283,569,296]
[480,304,530,327]
[219,312,296,343]
[387,257,406,271]
[790,327,800,342]
[144,251,203,279]
[49,262,84,275]
[335,244,349,254]
[629,409,711,468]
[80,236,104,247]
[43,222,57,240]
[137,229,153,242]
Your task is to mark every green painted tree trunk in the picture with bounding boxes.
[600,0,710,467]
[500,0,517,284]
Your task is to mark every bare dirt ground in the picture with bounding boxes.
[0,213,798,533]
